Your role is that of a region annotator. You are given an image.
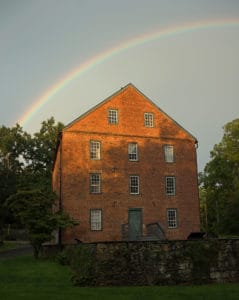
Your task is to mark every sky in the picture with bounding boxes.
[1,0,239,171]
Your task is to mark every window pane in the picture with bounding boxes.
[128,143,138,161]
[90,174,101,193]
[167,209,177,228]
[144,113,154,127]
[90,209,102,230]
[166,176,175,195]
[130,176,139,194]
[108,109,118,124]
[164,145,174,162]
[90,141,101,159]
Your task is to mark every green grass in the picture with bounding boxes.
[0,241,28,252]
[0,255,239,300]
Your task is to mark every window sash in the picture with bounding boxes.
[90,209,102,230]
[108,109,118,124]
[130,175,139,194]
[90,174,101,193]
[164,145,174,162]
[144,113,154,127]
[165,176,176,195]
[90,141,101,159]
[128,143,138,161]
[167,209,177,228]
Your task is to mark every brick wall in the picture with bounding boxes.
[53,84,200,243]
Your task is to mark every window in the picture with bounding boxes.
[164,145,174,162]
[165,176,176,195]
[167,209,177,228]
[128,143,138,161]
[90,209,102,230]
[144,113,154,127]
[108,109,118,124]
[130,175,139,194]
[90,141,101,160]
[90,173,101,193]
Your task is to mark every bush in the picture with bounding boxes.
[55,247,72,265]
[56,245,96,286]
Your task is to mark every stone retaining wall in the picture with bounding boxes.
[46,239,239,286]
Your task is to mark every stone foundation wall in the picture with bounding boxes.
[91,239,239,285]
[46,239,239,286]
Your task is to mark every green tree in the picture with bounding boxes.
[22,117,64,199]
[26,117,64,172]
[0,124,30,241]
[0,170,16,244]
[0,118,64,243]
[0,124,30,172]
[6,189,78,258]
[200,119,239,236]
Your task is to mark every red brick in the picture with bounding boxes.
[52,84,200,243]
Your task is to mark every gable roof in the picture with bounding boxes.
[63,83,197,143]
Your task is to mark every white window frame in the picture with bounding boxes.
[90,209,102,231]
[165,176,176,195]
[90,141,101,160]
[128,143,138,161]
[90,173,101,194]
[108,109,118,124]
[164,145,174,163]
[144,112,154,127]
[130,175,139,194]
[167,208,178,228]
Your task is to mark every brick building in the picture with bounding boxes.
[52,83,200,244]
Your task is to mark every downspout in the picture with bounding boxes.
[195,139,201,233]
[58,133,63,249]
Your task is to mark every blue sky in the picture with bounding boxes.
[1,0,239,171]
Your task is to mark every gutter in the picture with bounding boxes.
[59,132,63,248]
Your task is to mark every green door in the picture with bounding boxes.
[128,208,142,240]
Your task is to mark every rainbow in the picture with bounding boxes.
[18,18,239,127]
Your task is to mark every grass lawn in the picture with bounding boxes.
[0,241,29,252]
[0,255,239,300]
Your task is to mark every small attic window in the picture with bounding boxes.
[144,112,154,127]
[108,109,118,124]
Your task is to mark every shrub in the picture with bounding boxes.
[56,244,96,286]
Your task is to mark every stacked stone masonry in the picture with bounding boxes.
[66,239,239,286]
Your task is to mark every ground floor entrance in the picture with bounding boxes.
[128,208,142,240]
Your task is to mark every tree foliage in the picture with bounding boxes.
[0,117,77,252]
[0,124,30,241]
[0,124,30,172]
[6,189,77,258]
[200,119,239,236]
[25,117,64,172]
